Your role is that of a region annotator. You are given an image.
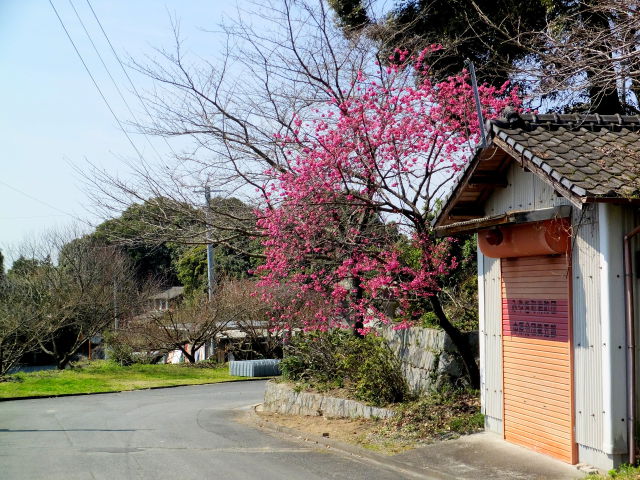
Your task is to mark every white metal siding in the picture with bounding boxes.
[598,204,630,456]
[480,253,503,433]
[484,164,569,217]
[572,205,603,451]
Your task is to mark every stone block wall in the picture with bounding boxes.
[381,326,478,394]
[263,381,395,419]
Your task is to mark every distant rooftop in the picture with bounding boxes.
[150,286,185,301]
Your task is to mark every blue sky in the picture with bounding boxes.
[0,1,240,266]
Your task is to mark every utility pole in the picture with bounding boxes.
[113,277,118,329]
[204,186,216,301]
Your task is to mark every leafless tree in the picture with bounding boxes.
[217,280,286,358]
[0,277,44,377]
[85,0,457,244]
[487,0,640,113]
[135,285,240,363]
[9,227,142,370]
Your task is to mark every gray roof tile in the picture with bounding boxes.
[489,113,640,199]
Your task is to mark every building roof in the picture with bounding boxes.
[434,113,640,233]
[491,112,640,198]
[150,286,185,301]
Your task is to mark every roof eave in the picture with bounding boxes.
[432,146,499,229]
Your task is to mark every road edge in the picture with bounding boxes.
[246,404,456,480]
[0,377,269,402]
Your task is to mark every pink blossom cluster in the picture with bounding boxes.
[255,48,521,333]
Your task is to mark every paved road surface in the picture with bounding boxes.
[0,381,414,480]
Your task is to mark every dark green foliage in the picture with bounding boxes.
[93,200,187,287]
[175,245,208,295]
[176,243,261,296]
[329,0,548,87]
[439,235,479,332]
[8,256,52,278]
[328,0,368,30]
[329,0,630,114]
[93,197,261,292]
[394,234,479,332]
[280,329,408,406]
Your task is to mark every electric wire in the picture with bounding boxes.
[48,0,146,163]
[67,0,166,162]
[0,179,85,222]
[84,0,178,157]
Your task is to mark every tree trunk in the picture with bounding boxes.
[352,277,364,338]
[57,356,71,370]
[181,346,196,363]
[583,2,623,114]
[429,296,480,389]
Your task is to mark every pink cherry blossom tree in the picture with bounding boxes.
[86,1,520,387]
[256,48,521,387]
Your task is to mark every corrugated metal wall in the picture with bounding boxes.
[484,163,567,216]
[481,164,600,453]
[481,164,569,435]
[478,163,640,469]
[572,205,603,451]
[480,253,503,433]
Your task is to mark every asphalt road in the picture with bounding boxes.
[0,380,412,480]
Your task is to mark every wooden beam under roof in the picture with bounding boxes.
[468,174,508,187]
[433,147,512,228]
[449,203,485,218]
[435,206,572,237]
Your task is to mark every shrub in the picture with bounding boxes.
[103,330,159,366]
[385,386,483,440]
[178,358,225,369]
[280,329,408,406]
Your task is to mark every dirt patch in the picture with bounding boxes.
[254,389,483,455]
[256,409,424,454]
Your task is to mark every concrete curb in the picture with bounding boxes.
[0,377,270,402]
[247,404,457,480]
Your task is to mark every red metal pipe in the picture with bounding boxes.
[623,225,640,465]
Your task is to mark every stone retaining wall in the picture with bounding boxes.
[382,326,478,394]
[262,381,395,419]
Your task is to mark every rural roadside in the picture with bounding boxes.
[248,404,587,480]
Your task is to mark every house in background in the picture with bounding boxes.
[148,286,185,311]
[434,113,640,470]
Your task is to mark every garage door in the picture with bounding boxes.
[501,254,576,463]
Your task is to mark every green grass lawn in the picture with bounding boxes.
[0,361,249,399]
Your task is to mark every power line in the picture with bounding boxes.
[84,0,178,157]
[48,0,147,163]
[0,215,68,220]
[0,179,80,220]
[67,0,166,162]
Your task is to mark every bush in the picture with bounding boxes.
[384,386,483,440]
[178,358,225,369]
[280,329,408,406]
[103,330,159,366]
